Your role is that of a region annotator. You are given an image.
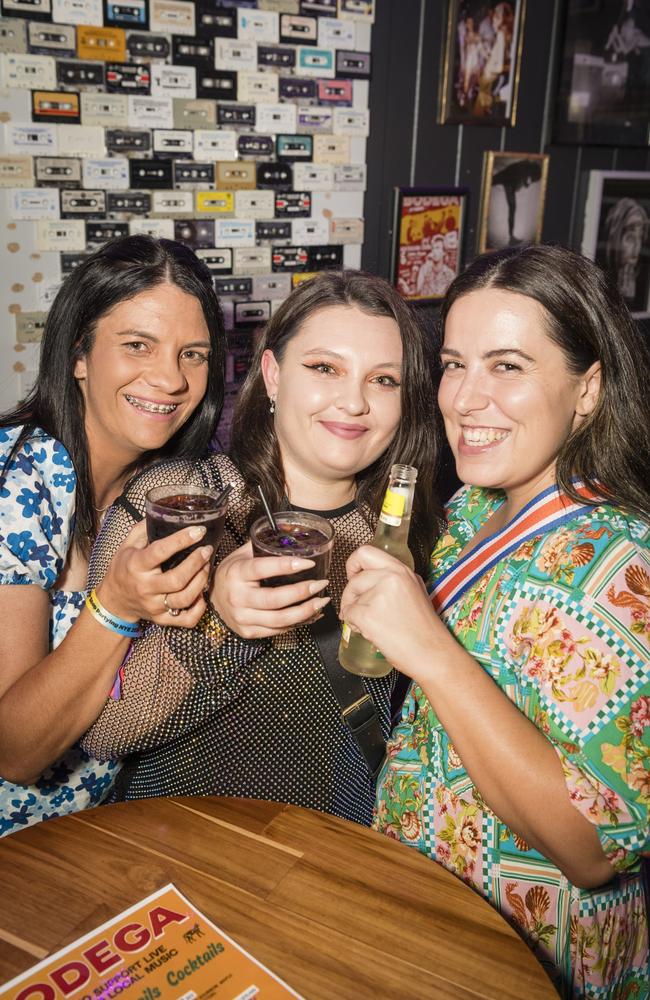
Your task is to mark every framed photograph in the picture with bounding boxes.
[582,170,650,318]
[478,151,549,253]
[390,187,468,303]
[439,0,526,126]
[553,0,650,146]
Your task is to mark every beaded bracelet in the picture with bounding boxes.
[85,588,142,639]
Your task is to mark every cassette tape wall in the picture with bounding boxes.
[0,0,372,445]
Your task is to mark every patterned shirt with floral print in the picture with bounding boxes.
[375,485,649,999]
[0,426,119,837]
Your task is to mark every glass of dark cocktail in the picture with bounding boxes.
[250,511,334,588]
[145,484,229,573]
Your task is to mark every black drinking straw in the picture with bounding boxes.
[214,482,233,508]
[257,484,277,530]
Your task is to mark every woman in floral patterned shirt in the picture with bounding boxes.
[0,236,226,836]
[340,244,649,998]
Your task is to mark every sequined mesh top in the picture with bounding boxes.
[82,453,394,826]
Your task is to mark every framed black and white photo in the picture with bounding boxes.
[439,0,526,126]
[390,187,468,303]
[478,151,549,253]
[582,170,650,318]
[553,0,650,146]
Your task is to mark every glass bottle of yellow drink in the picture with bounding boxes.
[338,464,417,677]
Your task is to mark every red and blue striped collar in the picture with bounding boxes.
[430,482,600,616]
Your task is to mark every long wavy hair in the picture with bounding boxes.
[1,235,226,551]
[438,242,650,520]
[230,270,444,575]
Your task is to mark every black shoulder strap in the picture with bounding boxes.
[114,495,144,523]
[311,604,386,780]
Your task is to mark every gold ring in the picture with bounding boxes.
[163,593,181,617]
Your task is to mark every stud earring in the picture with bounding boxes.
[269,396,276,414]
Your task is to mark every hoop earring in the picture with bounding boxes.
[269,396,276,414]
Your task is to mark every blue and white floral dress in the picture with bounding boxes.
[0,425,119,837]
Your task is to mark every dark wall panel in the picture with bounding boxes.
[505,0,548,153]
[542,144,581,245]
[413,1,454,187]
[362,0,650,309]
[363,0,421,278]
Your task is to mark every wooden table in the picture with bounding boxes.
[0,797,557,999]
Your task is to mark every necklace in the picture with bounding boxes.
[93,502,111,513]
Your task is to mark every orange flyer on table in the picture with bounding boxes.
[0,884,303,1000]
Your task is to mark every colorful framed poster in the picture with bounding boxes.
[390,187,467,302]
[439,0,526,125]
[582,170,650,318]
[553,0,650,146]
[478,150,549,253]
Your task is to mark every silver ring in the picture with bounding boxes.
[163,593,181,617]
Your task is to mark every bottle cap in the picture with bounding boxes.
[390,464,417,483]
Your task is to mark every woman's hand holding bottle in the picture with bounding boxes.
[340,545,445,684]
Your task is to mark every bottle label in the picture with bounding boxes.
[341,621,351,645]
[380,487,405,526]
[382,488,406,518]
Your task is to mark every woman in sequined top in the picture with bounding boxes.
[82,270,444,825]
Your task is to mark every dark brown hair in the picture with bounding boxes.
[1,235,226,551]
[438,243,650,520]
[230,270,444,573]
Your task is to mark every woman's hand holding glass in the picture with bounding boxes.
[97,520,214,628]
[209,541,330,639]
[339,545,445,681]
